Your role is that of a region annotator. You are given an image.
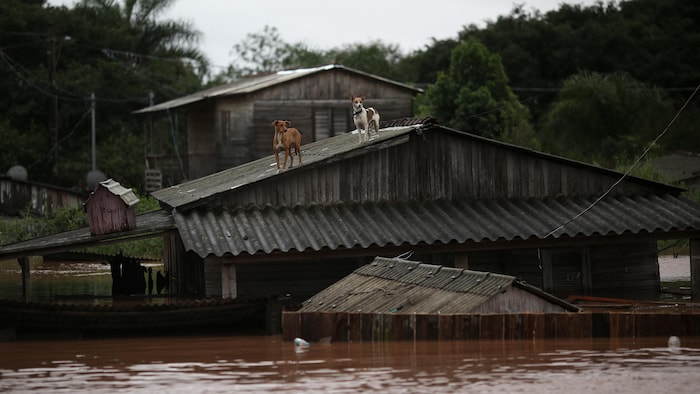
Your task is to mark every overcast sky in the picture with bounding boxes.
[48,0,602,70]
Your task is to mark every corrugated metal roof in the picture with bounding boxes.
[173,193,700,258]
[133,64,422,114]
[298,257,578,313]
[0,210,176,261]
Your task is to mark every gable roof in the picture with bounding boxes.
[298,257,579,313]
[88,179,140,207]
[151,122,682,211]
[151,121,699,259]
[133,64,422,114]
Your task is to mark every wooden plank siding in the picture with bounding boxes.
[282,311,700,342]
[0,177,84,216]
[590,242,660,300]
[215,131,664,209]
[179,68,417,181]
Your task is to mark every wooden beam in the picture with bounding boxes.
[18,257,31,302]
[691,239,700,301]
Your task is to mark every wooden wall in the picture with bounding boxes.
[184,68,417,178]
[282,311,700,342]
[454,242,658,300]
[590,242,660,300]
[219,130,663,208]
[0,177,84,216]
[186,102,218,179]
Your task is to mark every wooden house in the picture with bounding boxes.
[133,64,422,183]
[3,120,700,309]
[650,151,700,190]
[140,120,700,303]
[84,179,139,236]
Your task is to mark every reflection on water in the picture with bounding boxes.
[1,335,699,393]
[0,259,164,304]
[2,259,699,392]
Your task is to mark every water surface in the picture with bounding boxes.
[1,335,699,393]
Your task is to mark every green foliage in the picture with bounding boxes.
[0,0,205,189]
[539,71,673,168]
[220,25,409,82]
[0,195,163,257]
[417,38,535,145]
[2,0,700,195]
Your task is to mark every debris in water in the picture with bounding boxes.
[668,335,681,354]
[294,337,311,352]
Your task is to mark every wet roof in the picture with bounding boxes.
[133,64,422,114]
[151,122,680,211]
[298,257,579,313]
[0,210,176,261]
[150,125,422,210]
[174,193,700,258]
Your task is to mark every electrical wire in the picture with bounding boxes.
[543,82,700,238]
[26,107,93,170]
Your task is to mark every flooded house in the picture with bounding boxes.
[2,120,700,322]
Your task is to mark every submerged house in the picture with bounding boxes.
[284,256,582,342]
[297,256,579,314]
[2,120,700,308]
[133,64,422,183]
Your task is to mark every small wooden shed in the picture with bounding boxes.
[296,257,579,315]
[282,256,581,342]
[84,179,139,236]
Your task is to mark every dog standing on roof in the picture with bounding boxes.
[272,120,302,172]
[350,94,380,143]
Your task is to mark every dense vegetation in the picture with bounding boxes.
[1,0,698,244]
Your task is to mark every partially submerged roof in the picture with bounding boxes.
[133,64,422,114]
[299,257,579,313]
[174,193,700,258]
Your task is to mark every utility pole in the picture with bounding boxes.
[48,35,58,166]
[91,92,96,171]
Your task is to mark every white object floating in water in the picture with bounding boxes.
[668,335,681,353]
[294,338,311,348]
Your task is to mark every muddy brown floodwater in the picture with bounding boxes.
[1,334,700,393]
[0,256,697,392]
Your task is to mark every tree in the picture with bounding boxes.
[0,0,205,189]
[539,71,673,168]
[223,25,407,82]
[417,38,534,144]
[327,41,405,81]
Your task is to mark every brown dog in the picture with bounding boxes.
[272,120,302,171]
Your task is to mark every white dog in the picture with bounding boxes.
[350,95,380,143]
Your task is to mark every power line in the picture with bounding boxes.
[543,82,700,238]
